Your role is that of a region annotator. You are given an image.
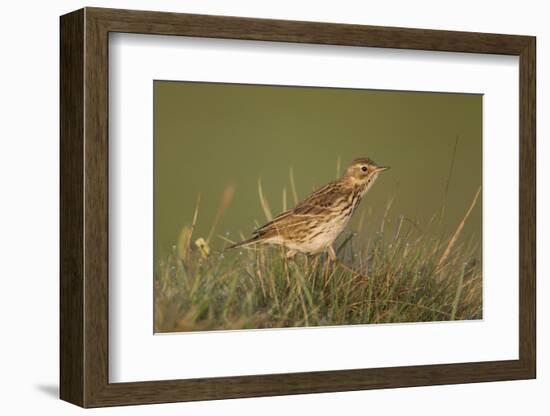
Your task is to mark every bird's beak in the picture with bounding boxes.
[374,166,390,173]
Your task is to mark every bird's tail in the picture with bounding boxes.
[225,235,260,251]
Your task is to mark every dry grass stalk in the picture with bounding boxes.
[257,178,273,221]
[289,167,298,205]
[183,194,201,258]
[436,187,481,271]
[207,184,235,243]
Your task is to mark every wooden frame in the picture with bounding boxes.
[60,7,536,408]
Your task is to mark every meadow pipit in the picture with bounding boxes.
[227,158,389,275]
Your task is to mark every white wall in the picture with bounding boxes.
[0,0,545,414]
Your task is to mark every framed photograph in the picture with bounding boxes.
[60,7,536,407]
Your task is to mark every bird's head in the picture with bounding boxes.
[345,157,390,186]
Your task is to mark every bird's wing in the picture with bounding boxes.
[252,208,306,237]
[292,179,345,214]
[253,179,343,237]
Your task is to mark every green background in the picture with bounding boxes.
[154,81,482,262]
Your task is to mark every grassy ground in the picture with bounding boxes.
[154,188,482,332]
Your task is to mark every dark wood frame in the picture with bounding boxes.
[60,7,536,408]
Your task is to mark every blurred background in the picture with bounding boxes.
[154,81,482,263]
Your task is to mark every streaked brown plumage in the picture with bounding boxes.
[227,158,389,260]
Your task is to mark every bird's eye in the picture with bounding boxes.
[361,166,368,172]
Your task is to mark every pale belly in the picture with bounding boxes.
[280,217,350,254]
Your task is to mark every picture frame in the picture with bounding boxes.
[60,7,536,408]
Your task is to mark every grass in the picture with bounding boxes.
[154,179,482,333]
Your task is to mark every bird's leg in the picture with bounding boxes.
[327,246,368,280]
[279,246,293,286]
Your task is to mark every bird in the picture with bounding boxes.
[226,158,389,274]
